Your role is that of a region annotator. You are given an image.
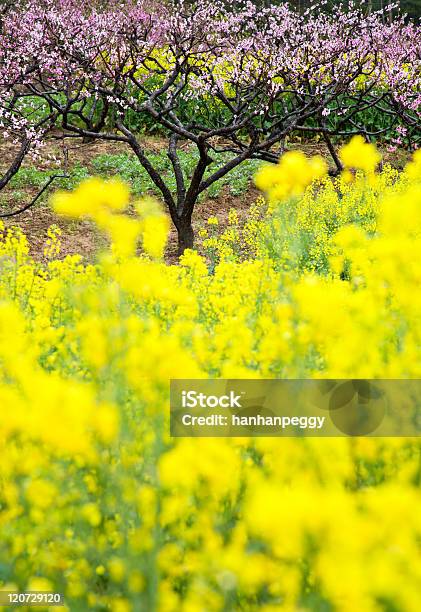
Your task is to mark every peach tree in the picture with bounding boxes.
[1,0,420,250]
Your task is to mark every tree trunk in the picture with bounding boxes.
[177,220,194,256]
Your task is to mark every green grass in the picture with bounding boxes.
[5,148,262,207]
[9,165,90,191]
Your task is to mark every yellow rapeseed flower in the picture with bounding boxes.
[52,177,130,217]
[255,150,328,201]
[339,135,381,173]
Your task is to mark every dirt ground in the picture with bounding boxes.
[0,135,411,264]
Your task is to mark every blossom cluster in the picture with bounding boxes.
[1,0,419,156]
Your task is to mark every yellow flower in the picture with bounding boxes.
[92,403,119,443]
[228,208,239,225]
[136,199,169,259]
[97,212,142,259]
[25,479,57,509]
[339,135,381,173]
[179,249,208,275]
[26,577,53,592]
[81,503,101,527]
[108,558,126,582]
[404,148,421,181]
[255,150,327,201]
[52,177,130,217]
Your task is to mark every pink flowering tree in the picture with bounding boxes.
[0,1,67,216]
[1,0,420,251]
